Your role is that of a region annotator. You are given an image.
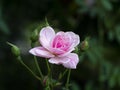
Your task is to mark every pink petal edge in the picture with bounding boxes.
[39,26,55,50]
[66,32,80,49]
[29,47,55,58]
[62,53,79,69]
[49,53,79,69]
[48,56,70,64]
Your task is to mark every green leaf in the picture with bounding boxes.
[101,0,113,11]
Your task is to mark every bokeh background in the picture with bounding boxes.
[0,0,120,90]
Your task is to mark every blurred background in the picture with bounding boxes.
[0,0,120,90]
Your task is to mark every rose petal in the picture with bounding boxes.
[66,32,80,49]
[58,48,75,57]
[50,48,65,55]
[49,53,79,69]
[39,26,55,50]
[62,53,79,69]
[56,32,80,56]
[29,47,55,58]
[56,31,65,35]
[48,56,70,64]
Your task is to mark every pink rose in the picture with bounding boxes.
[29,26,80,69]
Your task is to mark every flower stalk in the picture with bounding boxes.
[59,69,68,80]
[17,56,41,81]
[46,59,51,75]
[65,69,71,90]
[34,56,43,79]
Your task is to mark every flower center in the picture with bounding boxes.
[52,35,71,51]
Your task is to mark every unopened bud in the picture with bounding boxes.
[7,42,20,57]
[74,47,79,53]
[30,30,38,43]
[80,40,89,51]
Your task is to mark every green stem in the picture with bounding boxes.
[46,82,51,90]
[17,56,41,81]
[30,42,43,79]
[45,59,53,90]
[46,59,50,74]
[34,56,43,78]
[65,69,71,90]
[59,69,68,80]
[45,85,51,90]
